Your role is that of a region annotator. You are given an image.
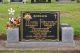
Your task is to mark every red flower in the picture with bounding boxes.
[6,16,21,29]
[6,22,13,29]
[13,17,20,26]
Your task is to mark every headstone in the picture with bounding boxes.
[0,0,2,2]
[56,0,72,3]
[20,11,60,41]
[10,0,22,2]
[6,11,75,47]
[31,0,51,3]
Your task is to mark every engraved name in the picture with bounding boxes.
[33,15,47,18]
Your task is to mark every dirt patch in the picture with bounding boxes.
[0,33,7,40]
[74,36,80,40]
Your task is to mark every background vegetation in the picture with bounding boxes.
[0,0,80,37]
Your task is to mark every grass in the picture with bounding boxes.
[0,2,80,36]
[0,50,51,53]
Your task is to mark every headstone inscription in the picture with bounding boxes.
[20,11,60,41]
[31,0,51,3]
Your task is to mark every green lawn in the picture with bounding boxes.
[0,51,51,53]
[0,3,80,36]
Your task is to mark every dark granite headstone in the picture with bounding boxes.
[31,0,51,3]
[20,11,60,41]
[56,0,72,2]
[10,0,22,2]
[0,0,2,2]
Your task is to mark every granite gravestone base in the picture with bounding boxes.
[31,0,51,3]
[6,24,75,47]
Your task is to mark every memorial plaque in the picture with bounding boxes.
[20,11,60,41]
[31,0,51,3]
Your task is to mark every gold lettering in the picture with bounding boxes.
[33,15,47,18]
[42,21,57,26]
[26,21,38,26]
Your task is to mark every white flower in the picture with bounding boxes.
[8,8,15,15]
[9,17,14,22]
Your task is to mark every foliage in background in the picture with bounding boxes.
[0,2,80,36]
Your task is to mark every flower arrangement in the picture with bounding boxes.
[6,16,20,29]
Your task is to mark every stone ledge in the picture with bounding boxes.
[6,41,75,48]
[0,40,80,51]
